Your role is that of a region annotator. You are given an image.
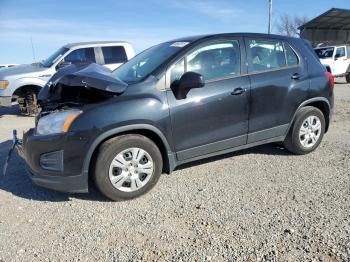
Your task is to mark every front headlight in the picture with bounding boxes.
[36,109,82,135]
[0,80,9,89]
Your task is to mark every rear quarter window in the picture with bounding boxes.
[102,46,128,64]
[285,43,299,66]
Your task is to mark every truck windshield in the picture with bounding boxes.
[112,41,189,84]
[314,47,334,59]
[42,47,69,67]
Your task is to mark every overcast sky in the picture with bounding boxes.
[0,0,349,64]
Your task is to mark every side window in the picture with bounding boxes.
[247,39,286,72]
[185,41,241,81]
[102,46,128,64]
[285,44,299,66]
[170,59,185,83]
[335,47,346,58]
[64,48,96,63]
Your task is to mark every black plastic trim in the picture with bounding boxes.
[82,124,175,180]
[286,97,331,135]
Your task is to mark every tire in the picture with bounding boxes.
[93,134,163,201]
[283,106,325,155]
[18,92,38,116]
[346,74,350,84]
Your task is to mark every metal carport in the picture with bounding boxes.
[299,8,350,46]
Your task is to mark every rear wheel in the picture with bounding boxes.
[283,106,325,155]
[93,134,163,201]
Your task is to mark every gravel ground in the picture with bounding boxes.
[0,79,349,261]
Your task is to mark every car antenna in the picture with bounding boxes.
[30,36,36,62]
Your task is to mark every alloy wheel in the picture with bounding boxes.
[108,148,154,192]
[299,115,322,148]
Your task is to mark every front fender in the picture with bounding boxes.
[81,124,175,178]
[10,77,47,96]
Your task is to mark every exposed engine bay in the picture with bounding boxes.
[38,63,127,114]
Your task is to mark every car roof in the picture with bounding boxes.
[314,45,348,49]
[64,41,131,49]
[170,33,300,43]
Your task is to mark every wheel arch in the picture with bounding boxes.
[12,84,42,98]
[83,125,175,185]
[288,97,331,134]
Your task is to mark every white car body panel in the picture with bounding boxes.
[315,45,350,77]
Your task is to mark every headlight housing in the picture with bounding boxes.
[0,80,9,89]
[36,109,82,135]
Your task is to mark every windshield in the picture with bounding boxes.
[314,47,334,59]
[42,47,69,67]
[112,41,190,84]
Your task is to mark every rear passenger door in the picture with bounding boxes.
[99,46,128,70]
[245,38,309,143]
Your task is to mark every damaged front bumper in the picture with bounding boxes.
[4,129,89,193]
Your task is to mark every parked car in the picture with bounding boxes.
[9,33,334,201]
[0,41,135,114]
[314,45,350,83]
[0,64,19,69]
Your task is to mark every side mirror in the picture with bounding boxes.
[56,61,72,70]
[171,71,205,100]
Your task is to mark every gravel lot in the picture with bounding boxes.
[0,79,349,261]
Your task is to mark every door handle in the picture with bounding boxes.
[291,73,301,80]
[231,87,246,95]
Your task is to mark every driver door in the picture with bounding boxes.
[166,38,250,161]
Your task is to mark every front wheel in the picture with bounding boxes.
[17,91,39,116]
[93,134,163,201]
[283,106,325,155]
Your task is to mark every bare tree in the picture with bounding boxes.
[276,14,308,37]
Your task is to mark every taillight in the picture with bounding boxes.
[324,71,334,90]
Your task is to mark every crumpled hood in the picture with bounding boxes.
[38,63,128,105]
[55,63,127,92]
[0,63,48,78]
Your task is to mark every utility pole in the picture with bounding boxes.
[268,0,272,34]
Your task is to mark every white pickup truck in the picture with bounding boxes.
[0,41,135,114]
[314,45,350,83]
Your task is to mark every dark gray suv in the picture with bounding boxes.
[11,33,334,201]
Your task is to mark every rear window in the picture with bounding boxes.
[102,46,127,64]
[247,39,286,73]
